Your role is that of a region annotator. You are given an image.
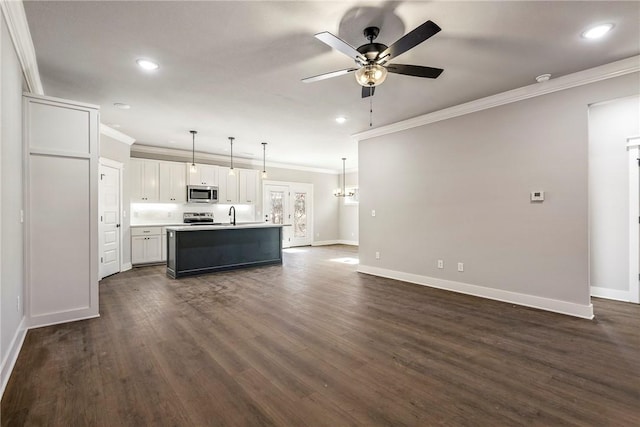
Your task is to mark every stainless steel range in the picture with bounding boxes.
[183,212,219,225]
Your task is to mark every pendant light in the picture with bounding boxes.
[334,157,355,197]
[189,130,197,173]
[261,142,268,179]
[228,136,235,176]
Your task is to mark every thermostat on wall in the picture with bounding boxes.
[530,191,545,202]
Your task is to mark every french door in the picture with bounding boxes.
[263,182,313,248]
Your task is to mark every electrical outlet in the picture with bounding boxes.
[20,210,24,223]
[371,209,376,217]
[437,260,444,269]
[458,262,464,272]
[167,212,172,218]
[316,233,320,238]
[375,251,380,260]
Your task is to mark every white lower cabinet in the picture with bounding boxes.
[161,228,168,262]
[131,227,163,264]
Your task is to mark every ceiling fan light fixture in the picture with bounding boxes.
[355,64,388,87]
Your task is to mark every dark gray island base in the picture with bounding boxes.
[166,224,283,278]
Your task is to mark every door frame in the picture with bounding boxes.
[99,157,123,279]
[627,135,640,303]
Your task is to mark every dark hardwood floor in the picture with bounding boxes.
[2,245,639,426]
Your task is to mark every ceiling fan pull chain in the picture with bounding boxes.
[369,89,373,127]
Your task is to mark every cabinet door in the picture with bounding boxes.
[161,231,167,262]
[200,165,218,187]
[132,159,160,202]
[130,159,145,201]
[144,235,162,262]
[142,161,160,201]
[218,167,238,203]
[239,169,258,204]
[160,162,186,202]
[187,164,218,186]
[131,236,146,264]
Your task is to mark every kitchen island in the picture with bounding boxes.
[165,223,284,278]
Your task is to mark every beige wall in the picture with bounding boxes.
[358,73,639,312]
[100,135,131,266]
[1,14,26,388]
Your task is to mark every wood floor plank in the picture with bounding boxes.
[2,245,639,426]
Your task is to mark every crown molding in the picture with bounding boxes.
[131,144,341,175]
[100,124,135,146]
[1,0,43,94]
[353,55,640,142]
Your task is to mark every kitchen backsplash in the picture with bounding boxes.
[131,203,258,225]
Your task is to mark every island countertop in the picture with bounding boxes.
[166,223,285,232]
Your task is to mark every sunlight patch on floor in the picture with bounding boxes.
[283,248,309,254]
[330,257,360,265]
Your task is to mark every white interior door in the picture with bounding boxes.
[99,162,121,278]
[289,184,313,247]
[263,184,291,248]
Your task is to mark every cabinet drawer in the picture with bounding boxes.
[131,227,162,236]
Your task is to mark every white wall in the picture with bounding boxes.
[339,171,358,244]
[0,12,26,394]
[588,96,640,294]
[100,135,131,267]
[358,72,639,318]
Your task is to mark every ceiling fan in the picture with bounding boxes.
[302,20,444,98]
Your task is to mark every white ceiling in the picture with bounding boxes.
[22,1,640,171]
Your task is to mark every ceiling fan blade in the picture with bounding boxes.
[315,32,367,63]
[386,64,444,79]
[361,86,376,98]
[377,20,441,63]
[301,68,358,83]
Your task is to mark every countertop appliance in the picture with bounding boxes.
[187,185,218,204]
[183,212,220,225]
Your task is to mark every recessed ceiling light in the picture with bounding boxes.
[136,58,159,70]
[335,116,347,124]
[582,24,613,39]
[113,103,131,110]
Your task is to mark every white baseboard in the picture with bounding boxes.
[1,317,27,399]
[590,286,631,302]
[312,240,339,246]
[29,312,100,330]
[358,264,594,319]
[121,262,132,272]
[312,240,359,246]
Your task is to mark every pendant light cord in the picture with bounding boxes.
[229,137,234,170]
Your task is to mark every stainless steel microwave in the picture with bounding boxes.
[187,185,218,204]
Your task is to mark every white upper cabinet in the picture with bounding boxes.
[159,161,186,203]
[187,163,218,186]
[218,167,239,204]
[131,158,159,202]
[239,169,258,204]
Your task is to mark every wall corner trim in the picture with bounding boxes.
[353,55,640,142]
[0,0,44,95]
[357,264,594,319]
[100,124,136,146]
[0,317,27,399]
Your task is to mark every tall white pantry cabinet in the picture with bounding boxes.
[24,93,100,327]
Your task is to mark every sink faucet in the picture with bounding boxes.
[228,206,236,226]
